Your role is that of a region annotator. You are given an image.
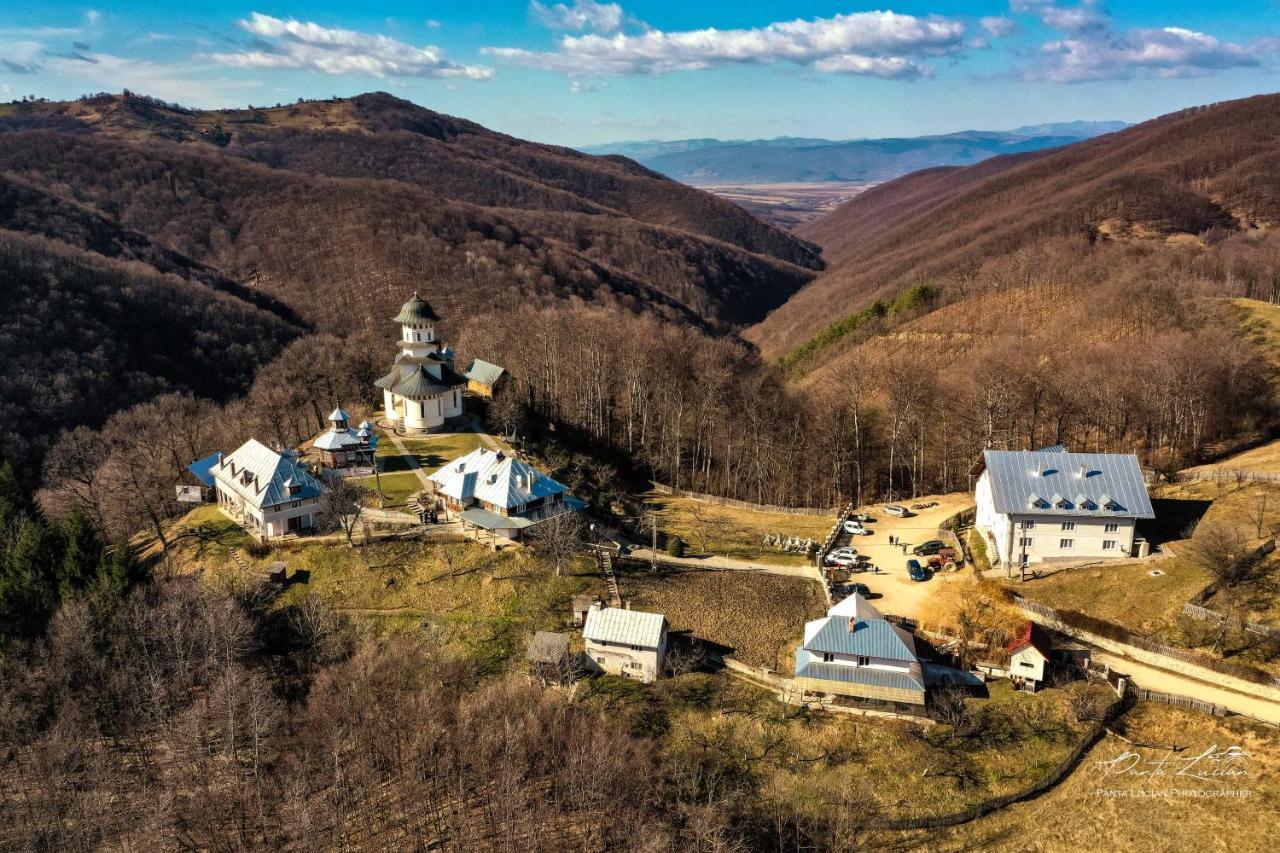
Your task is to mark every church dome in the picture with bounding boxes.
[392,292,441,324]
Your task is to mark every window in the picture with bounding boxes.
[1020,661,1035,668]
[630,644,643,651]
[1021,520,1035,530]
[1104,523,1119,533]
[1060,538,1074,549]
[1061,521,1075,531]
[822,652,835,663]
[1103,540,1116,550]
[628,662,643,670]
[857,656,870,666]
[1020,537,1033,547]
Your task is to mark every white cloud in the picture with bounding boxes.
[980,16,1018,38]
[531,0,625,34]
[1035,26,1267,82]
[85,10,101,25]
[1012,0,1106,34]
[569,78,605,92]
[486,10,967,79]
[425,20,441,29]
[42,50,258,105]
[1011,0,1274,81]
[209,12,493,80]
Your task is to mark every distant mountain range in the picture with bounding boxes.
[581,122,1130,184]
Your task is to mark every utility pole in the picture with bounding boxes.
[651,514,658,572]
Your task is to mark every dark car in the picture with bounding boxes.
[851,583,871,597]
[851,513,876,523]
[907,559,929,582]
[912,540,946,557]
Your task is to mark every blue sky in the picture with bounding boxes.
[2,1,1278,145]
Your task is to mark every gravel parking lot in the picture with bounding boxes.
[827,493,974,620]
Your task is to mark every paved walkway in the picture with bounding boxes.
[628,546,819,578]
[374,418,433,491]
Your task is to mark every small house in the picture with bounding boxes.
[312,407,378,469]
[527,631,573,684]
[583,604,667,683]
[464,359,507,398]
[177,451,223,503]
[794,593,926,707]
[1007,622,1052,691]
[571,594,600,628]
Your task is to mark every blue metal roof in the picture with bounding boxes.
[187,452,222,488]
[982,449,1154,519]
[804,614,917,661]
[794,652,925,694]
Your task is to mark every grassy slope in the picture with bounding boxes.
[643,491,834,567]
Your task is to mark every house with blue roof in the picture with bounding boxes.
[794,593,926,707]
[973,447,1155,569]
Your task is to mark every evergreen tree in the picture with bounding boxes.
[0,515,61,640]
[59,507,104,595]
[99,541,148,595]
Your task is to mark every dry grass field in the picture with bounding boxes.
[917,701,1280,852]
[643,491,835,566]
[618,566,826,670]
[699,182,874,229]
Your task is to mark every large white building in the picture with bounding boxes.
[211,439,326,539]
[583,604,668,683]
[426,446,575,540]
[374,293,467,433]
[974,447,1155,568]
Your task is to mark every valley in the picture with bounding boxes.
[3,84,1280,852]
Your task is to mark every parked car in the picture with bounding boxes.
[938,546,958,563]
[912,540,946,557]
[851,513,875,523]
[824,548,858,566]
[851,583,871,597]
[843,520,870,535]
[907,559,929,581]
[883,504,909,518]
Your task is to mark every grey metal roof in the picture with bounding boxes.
[430,447,569,510]
[465,359,506,387]
[982,449,1154,519]
[392,292,441,324]
[212,439,325,509]
[803,609,917,661]
[794,653,925,695]
[391,365,457,399]
[460,507,535,530]
[527,631,570,664]
[328,407,349,423]
[584,607,665,648]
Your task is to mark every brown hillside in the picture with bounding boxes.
[752,93,1280,360]
[0,93,820,333]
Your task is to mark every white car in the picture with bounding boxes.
[883,504,909,518]
[824,548,858,566]
[843,520,869,535]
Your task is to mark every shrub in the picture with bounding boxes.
[666,535,685,558]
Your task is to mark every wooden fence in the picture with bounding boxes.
[1014,594,1280,689]
[1182,602,1279,637]
[1176,468,1280,484]
[1127,685,1227,716]
[649,482,838,516]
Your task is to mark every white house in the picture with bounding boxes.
[311,407,378,469]
[426,446,576,540]
[583,605,667,683]
[974,447,1155,569]
[794,593,926,707]
[211,439,326,539]
[1007,622,1053,692]
[374,293,467,433]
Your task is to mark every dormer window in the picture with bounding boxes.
[1027,492,1046,509]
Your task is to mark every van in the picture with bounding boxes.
[883,504,909,518]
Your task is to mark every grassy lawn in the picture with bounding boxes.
[195,535,598,672]
[164,504,254,567]
[643,491,835,566]
[350,470,425,507]
[928,701,1280,851]
[375,429,509,473]
[580,672,1106,825]
[617,564,827,671]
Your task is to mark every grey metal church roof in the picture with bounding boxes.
[982,449,1154,519]
[392,292,441,324]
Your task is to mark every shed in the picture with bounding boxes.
[464,359,507,397]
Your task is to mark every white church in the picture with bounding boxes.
[374,293,468,433]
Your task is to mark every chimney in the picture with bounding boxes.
[848,617,858,633]
[1078,464,1087,479]
[624,600,631,610]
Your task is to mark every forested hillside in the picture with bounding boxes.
[752,93,1280,359]
[0,93,820,333]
